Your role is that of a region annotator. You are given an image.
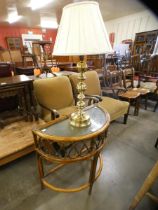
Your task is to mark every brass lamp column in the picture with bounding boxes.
[70,57,91,127]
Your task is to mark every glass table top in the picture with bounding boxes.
[40,106,109,138]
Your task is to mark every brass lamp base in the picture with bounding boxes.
[70,111,91,127]
[70,58,91,128]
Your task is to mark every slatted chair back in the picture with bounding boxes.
[122,67,135,89]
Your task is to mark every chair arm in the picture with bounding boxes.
[38,103,60,120]
[139,74,158,82]
[101,87,126,95]
[85,94,102,102]
[102,86,126,91]
[85,95,100,106]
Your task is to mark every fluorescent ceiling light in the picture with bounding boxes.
[8,11,22,24]
[29,0,53,10]
[41,18,58,29]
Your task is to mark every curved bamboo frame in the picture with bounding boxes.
[41,154,103,193]
[33,105,110,194]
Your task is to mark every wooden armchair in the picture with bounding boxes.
[70,71,130,123]
[33,76,98,122]
[103,70,126,98]
[129,161,158,209]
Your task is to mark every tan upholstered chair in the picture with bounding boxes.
[34,76,97,122]
[70,71,130,123]
[34,76,76,122]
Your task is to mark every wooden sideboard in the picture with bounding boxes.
[0,75,35,128]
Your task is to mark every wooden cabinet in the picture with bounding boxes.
[133,30,158,54]
[6,37,22,50]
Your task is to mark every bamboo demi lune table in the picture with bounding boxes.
[32,105,110,194]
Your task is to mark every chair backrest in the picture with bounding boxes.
[105,70,123,88]
[69,70,101,96]
[0,50,11,62]
[122,67,135,88]
[10,49,22,63]
[34,76,74,110]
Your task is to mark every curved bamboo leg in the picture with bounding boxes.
[88,152,99,195]
[37,154,44,189]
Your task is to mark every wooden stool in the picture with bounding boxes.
[129,161,158,209]
[118,91,140,116]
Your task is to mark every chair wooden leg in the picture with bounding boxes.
[88,152,99,195]
[145,94,148,110]
[155,138,158,148]
[154,101,158,112]
[134,97,140,116]
[129,161,158,210]
[124,105,130,124]
[124,113,128,124]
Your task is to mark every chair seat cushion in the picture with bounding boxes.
[99,97,129,121]
[140,82,156,92]
[58,106,77,117]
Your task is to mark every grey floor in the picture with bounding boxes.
[0,105,158,210]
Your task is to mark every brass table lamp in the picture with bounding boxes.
[53,1,113,127]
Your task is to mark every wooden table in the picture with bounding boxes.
[56,62,94,72]
[0,119,44,166]
[0,75,35,127]
[28,71,75,81]
[32,105,110,194]
[57,62,75,71]
[131,88,150,110]
[119,90,140,116]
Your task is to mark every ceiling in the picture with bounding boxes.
[0,0,147,28]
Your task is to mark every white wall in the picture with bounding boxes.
[105,10,158,46]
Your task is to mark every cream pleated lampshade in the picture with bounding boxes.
[53,1,112,56]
